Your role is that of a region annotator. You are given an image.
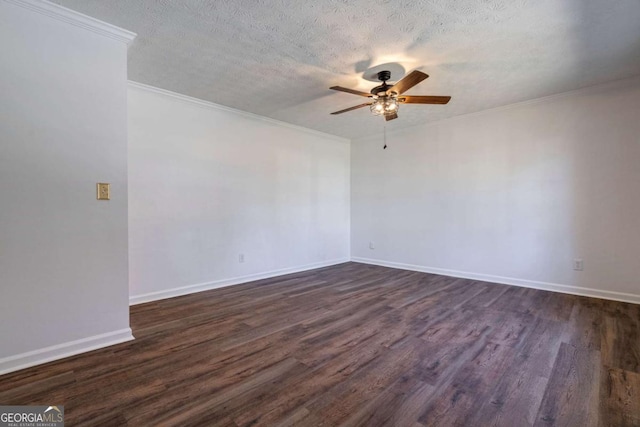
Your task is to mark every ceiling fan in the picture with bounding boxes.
[329,70,451,121]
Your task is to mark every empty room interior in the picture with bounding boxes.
[1,0,640,425]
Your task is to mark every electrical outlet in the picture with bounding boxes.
[573,259,584,271]
[369,242,375,250]
[96,183,110,200]
[239,254,245,263]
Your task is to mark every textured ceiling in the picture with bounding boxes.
[53,0,640,139]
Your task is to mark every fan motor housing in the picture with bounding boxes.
[370,84,389,96]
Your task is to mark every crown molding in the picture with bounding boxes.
[127,81,351,144]
[3,0,136,45]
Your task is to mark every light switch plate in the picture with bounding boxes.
[97,183,110,200]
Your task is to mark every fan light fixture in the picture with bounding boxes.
[370,96,399,116]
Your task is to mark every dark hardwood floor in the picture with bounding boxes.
[1,262,639,426]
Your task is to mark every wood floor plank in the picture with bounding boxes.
[561,298,604,351]
[416,341,516,426]
[380,379,435,427]
[273,407,333,427]
[516,317,566,378]
[305,344,419,425]
[471,364,549,426]
[461,280,511,309]
[128,358,305,426]
[230,328,405,426]
[337,375,427,427]
[602,312,640,373]
[0,262,637,426]
[534,342,601,427]
[600,367,640,426]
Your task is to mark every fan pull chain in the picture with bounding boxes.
[383,124,387,150]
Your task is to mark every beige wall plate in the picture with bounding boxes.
[97,183,110,200]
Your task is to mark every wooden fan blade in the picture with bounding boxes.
[384,112,398,121]
[330,103,372,115]
[399,95,451,104]
[386,70,429,95]
[330,86,372,97]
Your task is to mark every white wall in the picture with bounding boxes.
[128,83,350,303]
[352,77,640,301]
[0,0,134,374]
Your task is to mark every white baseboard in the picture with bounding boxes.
[129,258,351,305]
[0,328,134,376]
[351,257,640,305]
